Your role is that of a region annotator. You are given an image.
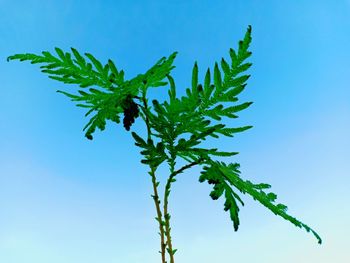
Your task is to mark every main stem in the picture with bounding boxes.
[163,156,205,262]
[141,92,167,263]
[163,143,176,263]
[140,89,205,263]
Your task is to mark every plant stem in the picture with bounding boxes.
[141,90,168,263]
[163,143,176,263]
[150,166,167,263]
[140,88,205,263]
[163,153,206,262]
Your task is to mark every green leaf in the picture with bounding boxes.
[221,58,230,75]
[85,53,104,74]
[223,189,240,231]
[192,61,198,92]
[226,75,250,89]
[267,192,277,202]
[71,47,86,66]
[237,62,252,73]
[226,102,253,113]
[166,74,176,102]
[42,51,56,60]
[216,125,253,137]
[48,75,66,82]
[185,87,191,98]
[55,47,66,61]
[89,88,103,94]
[238,25,252,61]
[276,203,288,212]
[78,90,88,96]
[65,52,73,64]
[118,70,125,83]
[76,104,92,108]
[40,62,60,70]
[253,183,271,190]
[229,48,237,65]
[152,81,168,87]
[102,64,109,78]
[225,84,246,98]
[213,62,222,92]
[108,59,119,77]
[207,149,239,157]
[209,182,225,200]
[56,90,80,100]
[204,68,211,90]
[212,160,323,244]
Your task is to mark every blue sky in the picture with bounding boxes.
[1,0,349,262]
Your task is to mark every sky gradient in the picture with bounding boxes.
[1,1,349,262]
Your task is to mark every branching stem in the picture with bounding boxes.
[141,88,167,263]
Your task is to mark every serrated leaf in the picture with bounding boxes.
[71,47,85,66]
[40,62,60,70]
[207,149,239,157]
[213,62,222,91]
[221,58,230,75]
[89,88,103,94]
[48,75,66,82]
[204,68,211,90]
[55,47,66,61]
[229,48,237,65]
[78,90,88,96]
[56,90,80,100]
[238,25,252,61]
[254,183,271,190]
[118,70,125,82]
[41,51,56,60]
[192,62,198,91]
[65,52,72,64]
[226,75,250,88]
[276,203,288,212]
[76,103,92,108]
[209,183,225,200]
[85,53,103,74]
[226,102,253,113]
[166,74,176,102]
[131,131,148,148]
[267,192,277,202]
[225,84,246,98]
[237,62,252,73]
[108,59,118,76]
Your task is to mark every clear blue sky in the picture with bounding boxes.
[1,1,349,262]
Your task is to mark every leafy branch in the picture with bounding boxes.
[199,160,322,244]
[7,48,178,140]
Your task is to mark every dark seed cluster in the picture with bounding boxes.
[121,95,139,131]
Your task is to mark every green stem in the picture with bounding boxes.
[141,90,168,263]
[163,144,176,263]
[163,155,205,262]
[139,88,205,263]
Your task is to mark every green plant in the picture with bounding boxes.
[7,25,322,263]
